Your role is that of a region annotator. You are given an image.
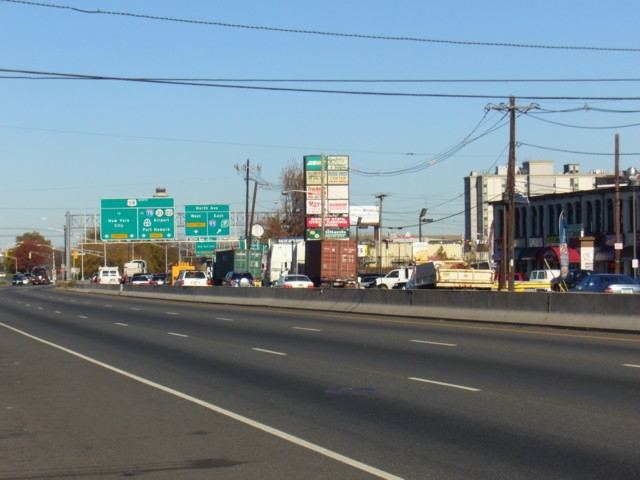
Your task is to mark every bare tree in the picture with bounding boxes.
[263,160,305,239]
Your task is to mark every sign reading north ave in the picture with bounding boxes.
[185,204,230,237]
[101,198,175,241]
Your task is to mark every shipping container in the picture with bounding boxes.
[305,240,357,288]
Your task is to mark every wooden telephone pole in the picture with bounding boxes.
[487,97,538,291]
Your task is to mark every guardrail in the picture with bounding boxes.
[73,284,640,332]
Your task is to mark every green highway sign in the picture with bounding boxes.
[101,198,175,241]
[195,241,217,256]
[185,204,230,237]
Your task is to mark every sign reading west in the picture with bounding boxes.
[101,198,175,241]
[185,204,230,237]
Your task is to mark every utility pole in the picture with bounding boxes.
[614,134,621,274]
[234,160,261,271]
[374,193,388,274]
[487,97,538,292]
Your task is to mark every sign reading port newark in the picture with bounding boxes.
[101,198,175,241]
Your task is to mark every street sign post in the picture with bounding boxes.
[185,204,230,237]
[101,198,175,241]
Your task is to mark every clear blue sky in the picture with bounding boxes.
[2,0,639,247]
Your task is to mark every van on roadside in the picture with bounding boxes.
[97,267,121,285]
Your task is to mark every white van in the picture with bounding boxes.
[97,267,121,285]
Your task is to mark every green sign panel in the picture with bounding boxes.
[306,228,350,240]
[185,204,230,237]
[195,241,217,256]
[101,198,175,241]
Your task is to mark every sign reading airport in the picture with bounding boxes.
[101,197,175,241]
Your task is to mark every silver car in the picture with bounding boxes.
[570,273,640,294]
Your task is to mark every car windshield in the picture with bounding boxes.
[233,273,252,279]
[284,275,309,282]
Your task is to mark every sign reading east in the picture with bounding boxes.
[185,204,230,237]
[101,197,175,241]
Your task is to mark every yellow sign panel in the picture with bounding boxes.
[186,222,206,228]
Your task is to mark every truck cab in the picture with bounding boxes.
[375,268,412,289]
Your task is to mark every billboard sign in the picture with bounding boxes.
[306,216,350,228]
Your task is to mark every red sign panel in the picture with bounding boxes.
[306,216,350,228]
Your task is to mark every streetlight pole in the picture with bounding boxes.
[628,167,639,278]
[419,208,427,242]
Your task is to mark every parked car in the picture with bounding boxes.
[358,273,384,289]
[149,273,168,286]
[550,269,594,292]
[174,270,209,287]
[569,273,640,294]
[223,271,254,287]
[273,274,315,289]
[11,273,23,285]
[130,273,152,286]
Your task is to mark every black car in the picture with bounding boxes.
[550,269,593,292]
[11,273,23,286]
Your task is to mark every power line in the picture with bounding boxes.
[519,142,640,156]
[3,69,640,101]
[3,0,640,52]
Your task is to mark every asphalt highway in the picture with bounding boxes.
[1,286,639,479]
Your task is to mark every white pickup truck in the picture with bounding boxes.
[374,267,413,289]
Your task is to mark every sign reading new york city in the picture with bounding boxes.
[101,197,175,241]
[185,204,230,238]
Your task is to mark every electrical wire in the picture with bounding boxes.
[518,142,640,156]
[3,0,640,52]
[524,113,640,130]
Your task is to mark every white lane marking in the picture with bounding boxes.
[623,364,640,368]
[293,327,321,332]
[130,308,141,311]
[55,311,62,314]
[252,348,287,356]
[0,323,401,480]
[168,332,189,338]
[78,315,88,319]
[38,307,44,310]
[115,323,129,327]
[165,312,179,316]
[215,317,234,322]
[409,377,481,392]
[410,339,456,347]
[105,305,113,308]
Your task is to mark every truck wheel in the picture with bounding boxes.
[377,284,388,289]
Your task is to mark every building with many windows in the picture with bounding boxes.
[465,160,610,244]
[490,170,640,278]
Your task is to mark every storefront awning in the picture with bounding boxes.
[540,246,580,264]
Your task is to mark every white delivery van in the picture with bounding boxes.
[97,267,121,285]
